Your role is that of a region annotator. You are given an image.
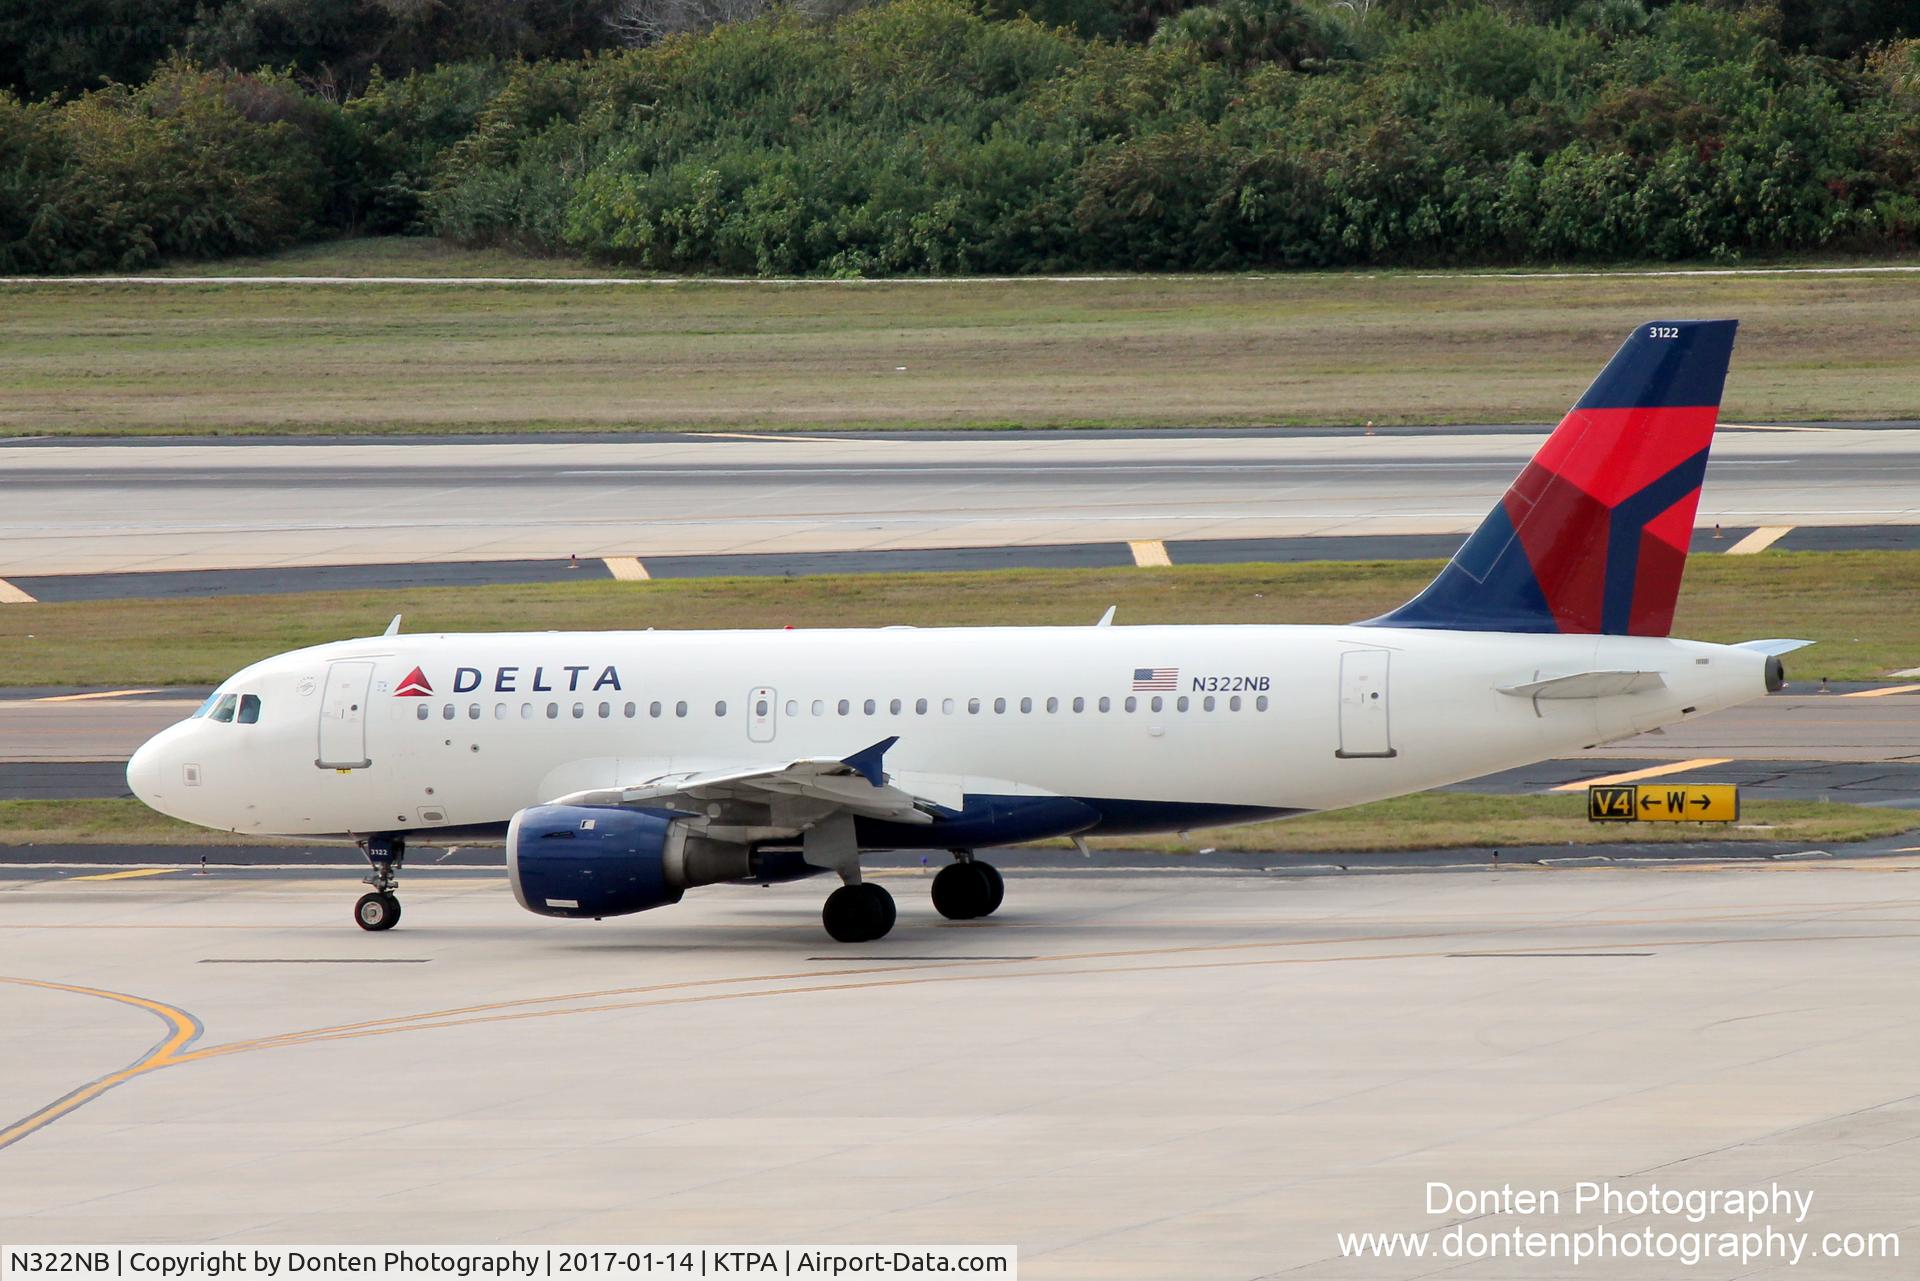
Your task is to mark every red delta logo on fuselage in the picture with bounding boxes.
[394,667,433,697]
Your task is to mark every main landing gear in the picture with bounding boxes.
[931,851,1004,921]
[808,814,896,944]
[822,882,896,944]
[354,834,405,931]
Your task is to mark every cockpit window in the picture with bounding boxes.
[209,694,238,723]
[192,691,222,718]
[236,694,261,724]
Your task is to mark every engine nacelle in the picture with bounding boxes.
[507,804,690,919]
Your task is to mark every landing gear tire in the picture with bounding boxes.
[355,892,401,931]
[823,882,896,943]
[932,860,1003,920]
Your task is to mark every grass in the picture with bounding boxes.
[1076,793,1919,854]
[5,794,1909,850]
[4,238,1917,436]
[2,551,1913,688]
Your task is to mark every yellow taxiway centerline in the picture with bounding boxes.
[1840,683,1920,699]
[1551,758,1733,793]
[0,977,201,1151]
[32,688,162,703]
[71,868,181,882]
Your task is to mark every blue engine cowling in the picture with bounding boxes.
[507,804,689,919]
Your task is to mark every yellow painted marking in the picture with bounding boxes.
[1717,423,1838,433]
[1552,758,1732,793]
[603,556,650,581]
[690,432,855,444]
[0,977,200,1151]
[33,688,161,703]
[1725,525,1793,555]
[1840,683,1920,699]
[72,868,179,882]
[0,578,35,604]
[1129,539,1172,568]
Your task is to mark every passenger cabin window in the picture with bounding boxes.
[864,699,877,716]
[1045,697,1058,713]
[917,698,929,715]
[624,702,636,718]
[442,704,456,721]
[1256,695,1270,711]
[675,701,688,718]
[967,698,981,715]
[547,703,560,719]
[1098,696,1111,712]
[1073,697,1085,713]
[715,700,727,717]
[236,694,261,724]
[416,703,430,721]
[571,702,585,719]
[599,702,611,718]
[837,699,850,716]
[209,694,237,723]
[993,697,1006,714]
[1124,696,1137,713]
[890,699,903,715]
[652,702,664,718]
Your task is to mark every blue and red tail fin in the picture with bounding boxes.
[1366,320,1737,636]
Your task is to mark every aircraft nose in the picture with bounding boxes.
[126,735,168,808]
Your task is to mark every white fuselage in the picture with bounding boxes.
[128,624,1768,842]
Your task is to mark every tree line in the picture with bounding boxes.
[2,0,1916,274]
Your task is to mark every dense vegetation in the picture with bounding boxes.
[2,0,1916,275]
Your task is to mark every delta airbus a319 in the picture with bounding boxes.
[128,320,1803,942]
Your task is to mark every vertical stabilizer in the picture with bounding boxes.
[1366,320,1738,636]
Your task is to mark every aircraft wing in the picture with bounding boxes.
[547,736,933,825]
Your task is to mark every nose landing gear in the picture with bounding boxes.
[354,834,405,931]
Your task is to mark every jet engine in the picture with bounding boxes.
[506,803,776,919]
[507,804,693,918]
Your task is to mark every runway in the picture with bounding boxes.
[5,425,1919,578]
[3,863,1917,1275]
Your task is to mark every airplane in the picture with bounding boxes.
[127,319,1802,943]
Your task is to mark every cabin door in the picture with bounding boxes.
[317,660,376,769]
[1336,650,1396,759]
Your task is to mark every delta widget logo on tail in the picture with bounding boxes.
[395,667,434,697]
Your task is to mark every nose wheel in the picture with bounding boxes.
[932,854,1004,920]
[355,892,402,931]
[354,834,405,931]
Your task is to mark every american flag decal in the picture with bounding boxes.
[1131,667,1178,691]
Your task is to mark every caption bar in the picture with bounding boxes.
[3,1250,1016,1281]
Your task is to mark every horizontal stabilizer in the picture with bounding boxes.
[1498,670,1667,700]
[1733,638,1815,656]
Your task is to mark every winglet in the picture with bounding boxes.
[383,614,403,637]
[840,736,899,787]
[1096,606,1116,627]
